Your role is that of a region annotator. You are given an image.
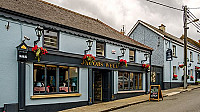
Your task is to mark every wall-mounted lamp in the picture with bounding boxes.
[84,39,93,54]
[22,36,30,43]
[141,53,149,64]
[118,47,126,61]
[34,26,43,46]
[5,22,10,31]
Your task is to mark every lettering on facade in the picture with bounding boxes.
[81,60,119,69]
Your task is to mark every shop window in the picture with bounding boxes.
[197,71,200,79]
[43,30,58,49]
[33,64,79,94]
[129,50,135,62]
[190,52,193,62]
[173,66,176,74]
[172,45,176,57]
[96,42,105,57]
[118,72,142,91]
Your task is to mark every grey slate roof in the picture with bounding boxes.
[0,0,153,51]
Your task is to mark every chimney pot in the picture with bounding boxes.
[159,24,166,32]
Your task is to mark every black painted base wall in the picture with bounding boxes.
[26,101,88,112]
[0,107,3,112]
[114,92,145,100]
[164,82,184,90]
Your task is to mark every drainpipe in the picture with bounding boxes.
[169,41,172,89]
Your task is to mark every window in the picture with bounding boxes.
[173,66,176,74]
[118,71,143,91]
[172,45,176,57]
[96,42,105,57]
[33,64,78,94]
[190,52,193,62]
[129,50,135,62]
[44,30,58,49]
[198,54,200,63]
[197,71,200,79]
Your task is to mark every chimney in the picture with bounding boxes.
[120,25,125,35]
[159,24,166,32]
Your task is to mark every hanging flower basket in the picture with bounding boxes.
[195,66,200,70]
[32,45,48,62]
[83,54,95,62]
[179,64,184,68]
[118,59,127,67]
[172,74,178,80]
[190,76,194,81]
[142,64,150,69]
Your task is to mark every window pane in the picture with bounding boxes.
[44,30,58,48]
[173,66,176,74]
[59,66,71,92]
[33,64,45,94]
[69,67,78,92]
[96,42,104,56]
[134,73,138,90]
[139,73,142,89]
[46,65,57,93]
[129,50,135,62]
[118,72,123,90]
[124,72,129,90]
[172,45,176,56]
[130,73,134,90]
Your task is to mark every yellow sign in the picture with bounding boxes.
[81,60,119,69]
[21,45,27,49]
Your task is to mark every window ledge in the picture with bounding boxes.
[190,61,194,62]
[197,63,200,64]
[31,93,81,99]
[172,56,178,58]
[117,90,145,94]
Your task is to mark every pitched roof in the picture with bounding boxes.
[0,0,153,51]
[180,35,200,48]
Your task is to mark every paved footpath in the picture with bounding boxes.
[59,85,200,112]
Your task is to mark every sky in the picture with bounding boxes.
[44,0,200,42]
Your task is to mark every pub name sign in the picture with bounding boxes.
[81,60,119,69]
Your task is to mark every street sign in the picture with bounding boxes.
[166,49,173,61]
[149,85,163,101]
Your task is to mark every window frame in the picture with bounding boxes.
[198,54,200,64]
[96,41,106,57]
[43,29,59,50]
[118,71,143,91]
[172,45,177,57]
[33,63,79,95]
[129,49,136,62]
[190,51,193,62]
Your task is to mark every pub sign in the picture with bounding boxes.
[166,49,172,61]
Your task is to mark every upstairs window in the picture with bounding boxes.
[129,50,135,62]
[173,66,176,75]
[190,52,193,62]
[198,54,200,63]
[96,42,105,57]
[44,30,58,49]
[172,45,176,57]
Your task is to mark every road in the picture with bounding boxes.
[113,88,200,112]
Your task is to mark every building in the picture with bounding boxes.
[128,20,200,90]
[0,1,153,112]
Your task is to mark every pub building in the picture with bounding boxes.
[0,0,153,112]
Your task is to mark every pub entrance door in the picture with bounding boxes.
[93,69,111,103]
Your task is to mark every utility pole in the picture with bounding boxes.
[183,5,188,89]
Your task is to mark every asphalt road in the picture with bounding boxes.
[113,88,200,112]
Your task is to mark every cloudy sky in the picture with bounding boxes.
[44,0,200,41]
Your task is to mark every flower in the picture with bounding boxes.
[118,59,127,67]
[32,45,48,62]
[179,64,184,68]
[47,86,50,88]
[142,64,150,69]
[191,76,194,79]
[83,54,95,61]
[173,74,178,78]
[196,66,200,70]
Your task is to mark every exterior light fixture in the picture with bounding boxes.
[84,39,93,54]
[34,26,43,46]
[141,53,149,63]
[118,47,126,61]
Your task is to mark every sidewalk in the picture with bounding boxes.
[59,85,200,112]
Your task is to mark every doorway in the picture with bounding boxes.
[93,69,111,103]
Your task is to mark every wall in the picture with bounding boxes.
[129,24,164,66]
